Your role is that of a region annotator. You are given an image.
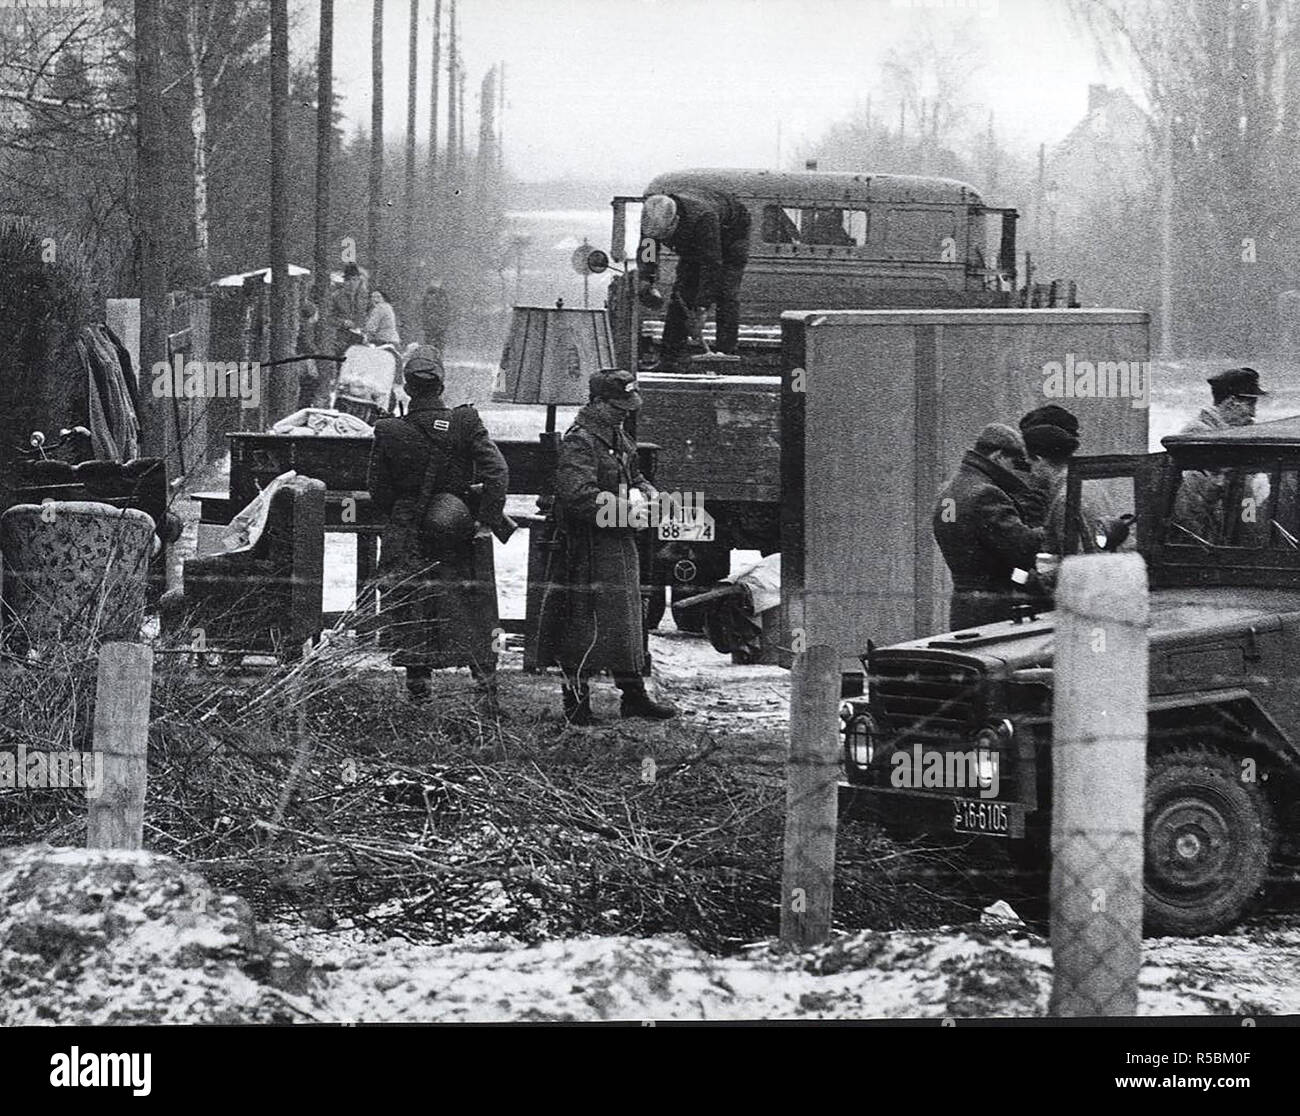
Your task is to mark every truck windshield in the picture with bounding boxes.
[1165,465,1300,550]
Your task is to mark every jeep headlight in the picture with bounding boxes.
[839,701,877,768]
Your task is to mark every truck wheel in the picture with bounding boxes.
[1144,747,1274,936]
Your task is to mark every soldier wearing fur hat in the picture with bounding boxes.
[536,369,678,724]
[637,188,751,371]
[1018,405,1092,554]
[932,423,1047,630]
[367,346,508,709]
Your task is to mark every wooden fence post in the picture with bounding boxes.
[1049,553,1148,1016]
[87,642,153,850]
[780,643,841,947]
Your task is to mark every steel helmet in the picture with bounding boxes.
[641,194,679,240]
[420,492,476,557]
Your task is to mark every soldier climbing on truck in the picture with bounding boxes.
[604,168,1066,633]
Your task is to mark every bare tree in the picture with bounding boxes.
[369,0,384,280]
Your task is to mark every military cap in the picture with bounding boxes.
[1208,367,1268,399]
[589,368,642,412]
[1019,404,1080,437]
[403,345,445,391]
[1023,422,1079,458]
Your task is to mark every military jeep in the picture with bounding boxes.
[840,416,1300,936]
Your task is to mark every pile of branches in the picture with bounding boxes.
[2,632,976,952]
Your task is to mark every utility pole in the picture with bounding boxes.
[314,0,334,311]
[269,0,294,419]
[369,0,385,281]
[134,0,167,457]
[404,0,419,256]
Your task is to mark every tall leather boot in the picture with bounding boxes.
[561,683,596,726]
[616,676,678,720]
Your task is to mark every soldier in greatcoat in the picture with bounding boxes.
[536,369,678,724]
[367,346,508,710]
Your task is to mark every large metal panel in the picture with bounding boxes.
[782,308,1150,668]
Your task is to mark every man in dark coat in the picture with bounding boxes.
[637,188,751,370]
[367,346,508,709]
[932,423,1047,631]
[420,278,452,358]
[536,369,678,724]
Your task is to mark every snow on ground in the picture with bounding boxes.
[6,844,1297,1023]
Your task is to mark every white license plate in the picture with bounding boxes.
[658,510,715,542]
[952,798,1011,837]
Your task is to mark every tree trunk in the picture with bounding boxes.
[404,0,418,254]
[314,0,334,310]
[185,1,211,282]
[428,0,441,210]
[369,0,384,280]
[269,0,295,419]
[135,0,168,458]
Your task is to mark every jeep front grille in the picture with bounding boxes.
[871,657,985,738]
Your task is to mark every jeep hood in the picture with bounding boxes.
[874,587,1300,673]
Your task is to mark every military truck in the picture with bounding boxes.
[839,417,1300,936]
[604,168,1068,626]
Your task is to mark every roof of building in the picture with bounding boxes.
[642,168,986,207]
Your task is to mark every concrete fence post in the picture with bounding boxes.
[88,641,153,851]
[1049,553,1148,1016]
[780,643,841,948]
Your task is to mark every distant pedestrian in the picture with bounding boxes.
[365,288,401,347]
[295,298,327,409]
[330,263,370,356]
[420,278,451,358]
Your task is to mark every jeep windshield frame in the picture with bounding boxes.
[1066,442,1300,590]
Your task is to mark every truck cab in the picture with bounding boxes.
[842,416,1300,936]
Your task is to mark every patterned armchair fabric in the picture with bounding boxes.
[159,476,325,659]
[0,501,154,652]
[12,457,174,602]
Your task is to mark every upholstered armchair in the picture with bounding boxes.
[159,476,325,660]
[0,501,154,653]
[11,456,176,603]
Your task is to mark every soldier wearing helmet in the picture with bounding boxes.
[367,346,509,710]
[637,187,751,371]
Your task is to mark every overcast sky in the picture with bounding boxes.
[310,0,1138,186]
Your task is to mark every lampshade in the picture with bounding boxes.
[495,305,616,405]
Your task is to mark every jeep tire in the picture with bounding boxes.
[1144,746,1274,936]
